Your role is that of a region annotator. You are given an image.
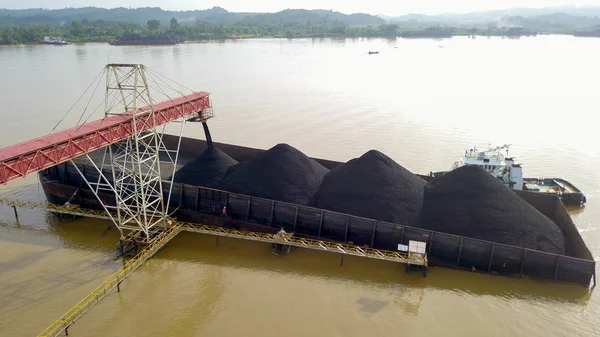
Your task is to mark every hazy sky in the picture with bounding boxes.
[0,1,598,15]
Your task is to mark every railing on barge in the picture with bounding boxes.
[0,197,427,268]
[42,162,597,287]
[171,184,596,287]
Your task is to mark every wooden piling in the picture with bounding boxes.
[12,205,18,222]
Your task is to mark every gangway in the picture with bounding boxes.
[37,223,182,337]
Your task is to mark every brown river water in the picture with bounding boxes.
[0,36,599,336]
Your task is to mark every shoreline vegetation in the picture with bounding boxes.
[0,21,561,45]
[2,7,600,45]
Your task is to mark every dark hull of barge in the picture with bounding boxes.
[38,135,596,287]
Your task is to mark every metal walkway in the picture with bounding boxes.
[1,198,427,336]
[184,224,427,265]
[0,198,428,267]
[37,224,183,337]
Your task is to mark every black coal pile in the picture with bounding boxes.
[172,147,238,188]
[416,165,565,254]
[312,150,426,225]
[216,143,329,205]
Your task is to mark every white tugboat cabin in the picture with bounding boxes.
[451,144,524,190]
[442,144,586,206]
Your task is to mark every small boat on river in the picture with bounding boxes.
[39,36,70,45]
[431,144,587,206]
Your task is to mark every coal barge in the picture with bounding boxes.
[38,126,596,287]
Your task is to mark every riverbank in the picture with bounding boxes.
[0,32,580,46]
[0,25,566,45]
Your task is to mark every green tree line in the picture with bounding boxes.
[0,18,402,44]
[0,18,540,44]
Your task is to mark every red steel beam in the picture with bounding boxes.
[0,92,210,185]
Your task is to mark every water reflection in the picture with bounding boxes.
[23,45,39,53]
[311,37,327,44]
[150,47,166,59]
[383,37,397,46]
[172,45,181,58]
[75,46,87,59]
[355,297,390,313]
[329,37,347,44]
[393,286,425,316]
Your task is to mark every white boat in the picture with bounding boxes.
[40,36,70,45]
[431,144,586,206]
[452,144,524,189]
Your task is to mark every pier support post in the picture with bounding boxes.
[553,256,560,282]
[340,254,344,266]
[216,236,220,247]
[12,206,18,222]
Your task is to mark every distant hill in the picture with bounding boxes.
[0,7,384,26]
[495,13,600,31]
[240,9,383,26]
[382,7,600,33]
[386,6,600,24]
[0,7,238,25]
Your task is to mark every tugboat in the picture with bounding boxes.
[39,36,70,45]
[432,144,587,206]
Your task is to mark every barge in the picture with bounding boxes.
[430,145,586,206]
[37,130,596,287]
[108,38,181,45]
